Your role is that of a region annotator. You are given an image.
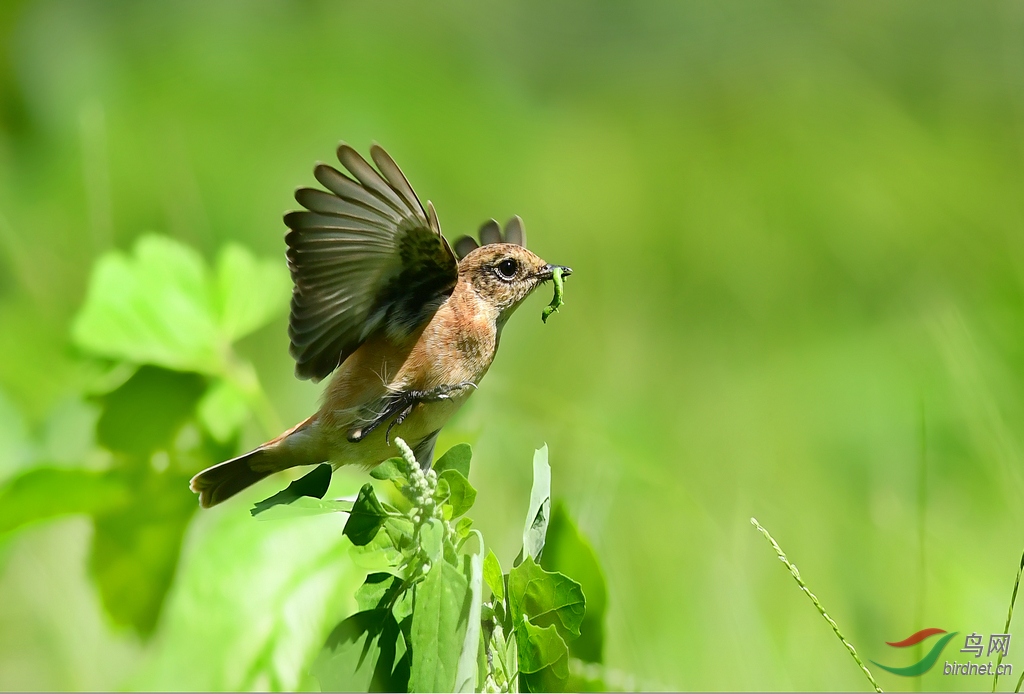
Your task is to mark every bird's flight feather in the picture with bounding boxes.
[286,144,459,382]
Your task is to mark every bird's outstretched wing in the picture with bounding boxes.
[286,144,458,382]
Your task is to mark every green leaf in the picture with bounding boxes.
[72,235,224,374]
[433,442,472,478]
[508,556,586,641]
[454,517,473,539]
[89,469,198,637]
[343,483,389,546]
[520,444,551,564]
[197,378,250,443]
[214,243,290,342]
[439,469,477,518]
[95,365,207,456]
[455,535,485,693]
[0,467,131,534]
[410,556,472,693]
[128,492,364,691]
[516,617,570,692]
[420,518,444,562]
[252,496,352,521]
[0,389,33,481]
[541,502,608,663]
[350,527,406,576]
[72,236,289,377]
[483,549,505,602]
[355,572,401,612]
[370,456,407,482]
[312,609,406,693]
[249,464,333,516]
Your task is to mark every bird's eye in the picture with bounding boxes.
[496,258,519,280]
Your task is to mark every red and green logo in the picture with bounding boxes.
[872,628,959,676]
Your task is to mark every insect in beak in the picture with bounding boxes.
[536,264,573,281]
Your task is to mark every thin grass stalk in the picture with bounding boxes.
[751,517,883,693]
[994,549,1024,692]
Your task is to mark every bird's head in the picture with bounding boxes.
[458,243,572,325]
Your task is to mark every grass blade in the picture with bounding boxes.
[751,517,882,693]
[994,549,1024,692]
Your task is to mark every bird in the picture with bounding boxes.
[189,143,571,508]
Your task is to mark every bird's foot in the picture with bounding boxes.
[347,382,478,445]
[383,382,477,443]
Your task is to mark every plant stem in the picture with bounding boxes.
[751,517,883,693]
[994,549,1024,692]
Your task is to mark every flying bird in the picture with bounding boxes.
[190,144,571,507]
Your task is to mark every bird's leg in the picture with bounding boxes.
[385,402,415,445]
[382,382,477,445]
[347,382,478,444]
[413,381,478,402]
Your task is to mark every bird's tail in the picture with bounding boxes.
[189,415,325,508]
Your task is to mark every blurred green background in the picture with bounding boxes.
[1,1,1024,690]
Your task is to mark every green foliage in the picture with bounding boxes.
[515,618,569,693]
[95,366,207,456]
[0,468,130,533]
[519,446,551,567]
[0,235,289,638]
[343,484,391,547]
[71,235,288,375]
[541,503,608,664]
[410,557,472,692]
[250,463,333,517]
[258,441,605,692]
[508,557,585,641]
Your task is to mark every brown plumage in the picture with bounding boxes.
[190,144,571,508]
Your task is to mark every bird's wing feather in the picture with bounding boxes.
[286,144,459,382]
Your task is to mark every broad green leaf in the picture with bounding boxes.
[355,572,401,612]
[520,444,551,564]
[410,556,471,692]
[370,456,407,482]
[197,378,249,443]
[508,556,585,641]
[433,442,472,478]
[483,549,505,602]
[420,518,444,562]
[128,494,361,691]
[89,469,198,637]
[72,235,223,373]
[541,502,608,663]
[0,389,33,482]
[252,496,352,521]
[0,467,130,534]
[343,483,389,546]
[455,532,485,693]
[95,365,207,456]
[72,236,289,376]
[350,522,406,575]
[516,617,569,693]
[383,515,417,555]
[214,243,290,342]
[454,517,473,539]
[312,609,407,693]
[439,469,477,518]
[250,464,332,516]
[433,475,451,507]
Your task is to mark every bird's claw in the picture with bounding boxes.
[349,381,479,445]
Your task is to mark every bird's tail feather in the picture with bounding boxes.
[190,415,323,508]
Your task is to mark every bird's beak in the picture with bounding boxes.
[536,264,573,281]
